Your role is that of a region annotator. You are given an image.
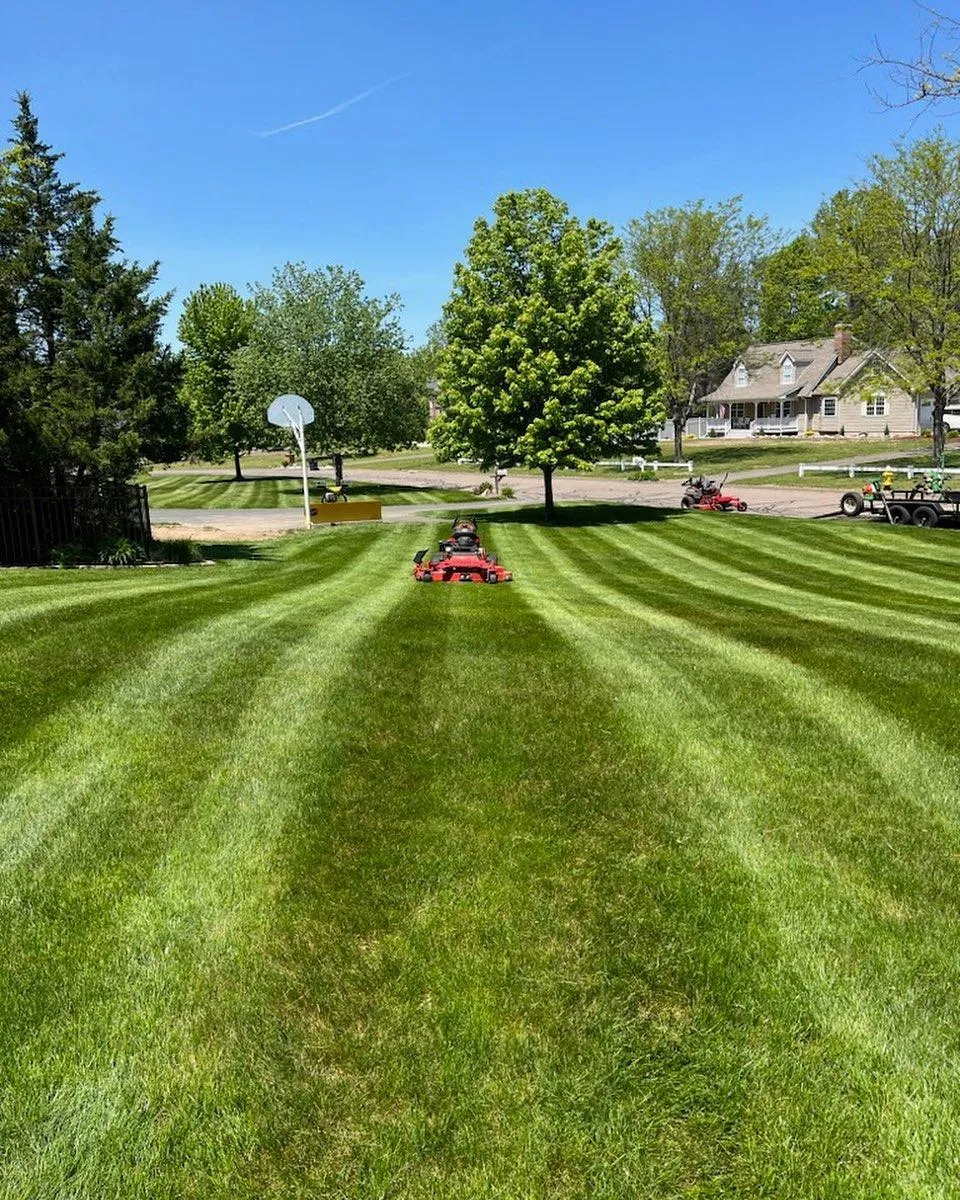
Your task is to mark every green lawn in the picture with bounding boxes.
[747,451,960,489]
[3,510,960,1197]
[144,473,475,508]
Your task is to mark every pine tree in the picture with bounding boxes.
[0,93,170,484]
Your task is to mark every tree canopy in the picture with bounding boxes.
[624,197,770,459]
[178,282,257,479]
[813,134,960,459]
[232,263,426,482]
[0,93,171,486]
[432,188,660,517]
[757,234,842,342]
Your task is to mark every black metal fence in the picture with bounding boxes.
[0,482,152,566]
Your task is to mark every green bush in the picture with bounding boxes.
[97,537,146,567]
[151,539,203,564]
[473,481,493,495]
[49,543,86,568]
[500,485,515,498]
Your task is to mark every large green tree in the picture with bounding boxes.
[232,263,426,484]
[757,234,842,342]
[813,134,960,460]
[432,189,660,517]
[0,93,170,485]
[177,282,257,480]
[625,197,770,460]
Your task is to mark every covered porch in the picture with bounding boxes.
[704,398,807,437]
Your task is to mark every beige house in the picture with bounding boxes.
[698,326,931,438]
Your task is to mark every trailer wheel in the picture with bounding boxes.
[840,491,864,517]
[680,495,696,509]
[888,504,911,525]
[737,501,748,512]
[420,572,433,582]
[911,505,939,528]
[487,571,499,584]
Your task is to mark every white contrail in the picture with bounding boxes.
[256,73,409,137]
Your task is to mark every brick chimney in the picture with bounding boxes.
[834,323,852,364]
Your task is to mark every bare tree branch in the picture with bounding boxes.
[867,5,960,110]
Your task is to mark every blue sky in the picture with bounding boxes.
[1,0,944,345]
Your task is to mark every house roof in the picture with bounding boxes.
[704,337,907,404]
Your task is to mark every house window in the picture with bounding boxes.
[866,392,886,417]
[735,364,748,387]
[780,358,795,385]
[823,397,837,417]
[731,402,750,429]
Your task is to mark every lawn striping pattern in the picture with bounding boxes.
[144,474,473,509]
[3,513,960,1195]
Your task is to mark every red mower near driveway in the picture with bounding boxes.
[680,474,748,513]
[413,517,513,584]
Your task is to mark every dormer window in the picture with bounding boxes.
[735,363,748,387]
[780,356,795,386]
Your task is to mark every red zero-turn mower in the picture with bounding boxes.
[413,517,513,583]
[680,474,748,513]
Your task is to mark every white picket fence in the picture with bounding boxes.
[598,457,694,473]
[799,462,960,479]
[455,456,695,474]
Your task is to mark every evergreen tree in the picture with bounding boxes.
[0,93,169,484]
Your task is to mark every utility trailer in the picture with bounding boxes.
[840,487,960,528]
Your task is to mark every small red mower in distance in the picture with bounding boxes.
[413,517,513,584]
[680,474,748,513]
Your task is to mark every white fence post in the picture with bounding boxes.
[799,463,805,478]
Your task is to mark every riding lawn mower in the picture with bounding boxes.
[680,474,748,513]
[413,517,513,583]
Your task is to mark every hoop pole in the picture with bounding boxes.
[298,412,311,527]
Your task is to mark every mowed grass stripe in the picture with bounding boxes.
[146,474,476,509]
[694,515,960,605]
[501,520,960,1196]
[560,519,960,749]
[585,518,960,652]
[0,534,408,1052]
[224,573,797,1196]
[0,530,421,1198]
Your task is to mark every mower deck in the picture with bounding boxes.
[413,517,513,584]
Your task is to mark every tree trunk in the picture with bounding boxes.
[542,466,555,520]
[333,452,344,486]
[233,446,243,482]
[931,386,947,463]
[673,416,685,462]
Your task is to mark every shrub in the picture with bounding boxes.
[473,481,493,495]
[49,543,86,568]
[151,538,203,564]
[500,485,515,498]
[97,536,146,567]
[840,425,845,437]
[884,424,891,438]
